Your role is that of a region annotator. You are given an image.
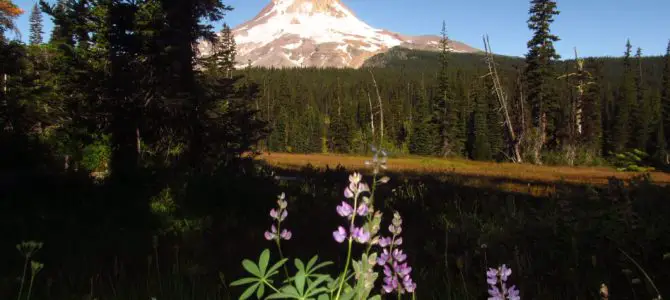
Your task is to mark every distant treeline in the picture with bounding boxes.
[242,43,670,166]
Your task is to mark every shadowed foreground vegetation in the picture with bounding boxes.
[2,158,670,299]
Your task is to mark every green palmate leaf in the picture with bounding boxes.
[295,270,306,295]
[307,261,333,276]
[306,255,319,271]
[259,249,271,275]
[317,294,329,300]
[295,258,306,273]
[239,282,259,300]
[242,259,261,277]
[267,258,289,277]
[230,277,258,286]
[368,295,381,300]
[256,282,265,299]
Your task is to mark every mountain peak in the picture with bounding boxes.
[197,0,480,68]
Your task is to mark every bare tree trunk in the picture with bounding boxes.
[483,35,523,163]
[367,91,375,146]
[369,70,384,145]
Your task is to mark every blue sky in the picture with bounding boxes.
[9,0,670,58]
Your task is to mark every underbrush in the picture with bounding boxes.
[2,153,669,299]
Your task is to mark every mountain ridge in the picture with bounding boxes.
[197,0,480,68]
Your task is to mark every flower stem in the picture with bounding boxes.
[335,190,360,299]
[27,269,37,300]
[17,257,28,300]
[275,221,290,279]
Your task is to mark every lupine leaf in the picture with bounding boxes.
[317,294,329,300]
[239,282,259,300]
[230,277,257,286]
[283,285,300,296]
[242,259,261,277]
[295,258,305,273]
[306,255,318,271]
[368,295,381,300]
[256,282,265,299]
[295,270,306,295]
[267,258,289,277]
[308,261,333,276]
[259,249,271,275]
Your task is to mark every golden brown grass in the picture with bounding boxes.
[255,152,670,195]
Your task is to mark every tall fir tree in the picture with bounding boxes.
[470,82,491,160]
[432,21,461,156]
[582,58,603,152]
[632,47,650,150]
[524,0,561,163]
[409,82,434,155]
[613,40,635,153]
[661,40,670,163]
[29,3,43,45]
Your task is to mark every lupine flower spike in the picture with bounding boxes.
[333,173,371,244]
[486,264,520,300]
[265,193,292,241]
[377,212,416,294]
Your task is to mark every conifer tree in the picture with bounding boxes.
[220,23,236,79]
[613,40,635,152]
[432,21,461,156]
[409,83,434,155]
[471,83,491,160]
[524,0,561,164]
[29,3,43,45]
[632,47,650,150]
[661,40,670,163]
[582,58,603,152]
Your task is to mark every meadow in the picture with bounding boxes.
[257,152,670,196]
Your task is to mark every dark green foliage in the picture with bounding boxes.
[662,41,670,164]
[329,113,350,153]
[613,40,636,152]
[408,83,434,155]
[432,21,463,156]
[632,47,651,150]
[470,82,491,160]
[582,58,603,150]
[29,3,43,45]
[525,0,561,131]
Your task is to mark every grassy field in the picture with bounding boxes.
[256,152,670,195]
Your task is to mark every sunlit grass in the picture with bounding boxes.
[255,152,670,196]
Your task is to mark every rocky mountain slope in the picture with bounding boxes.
[197,0,480,68]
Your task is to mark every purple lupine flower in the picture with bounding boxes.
[264,225,278,241]
[336,201,353,217]
[265,193,291,242]
[333,226,347,243]
[379,237,392,248]
[487,265,521,300]
[487,268,499,285]
[351,226,370,244]
[499,264,512,282]
[357,203,369,216]
[392,249,407,263]
[403,275,416,293]
[378,249,390,265]
[280,229,292,240]
[507,285,520,300]
[378,212,416,295]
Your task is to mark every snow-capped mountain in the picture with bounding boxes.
[198,0,480,68]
